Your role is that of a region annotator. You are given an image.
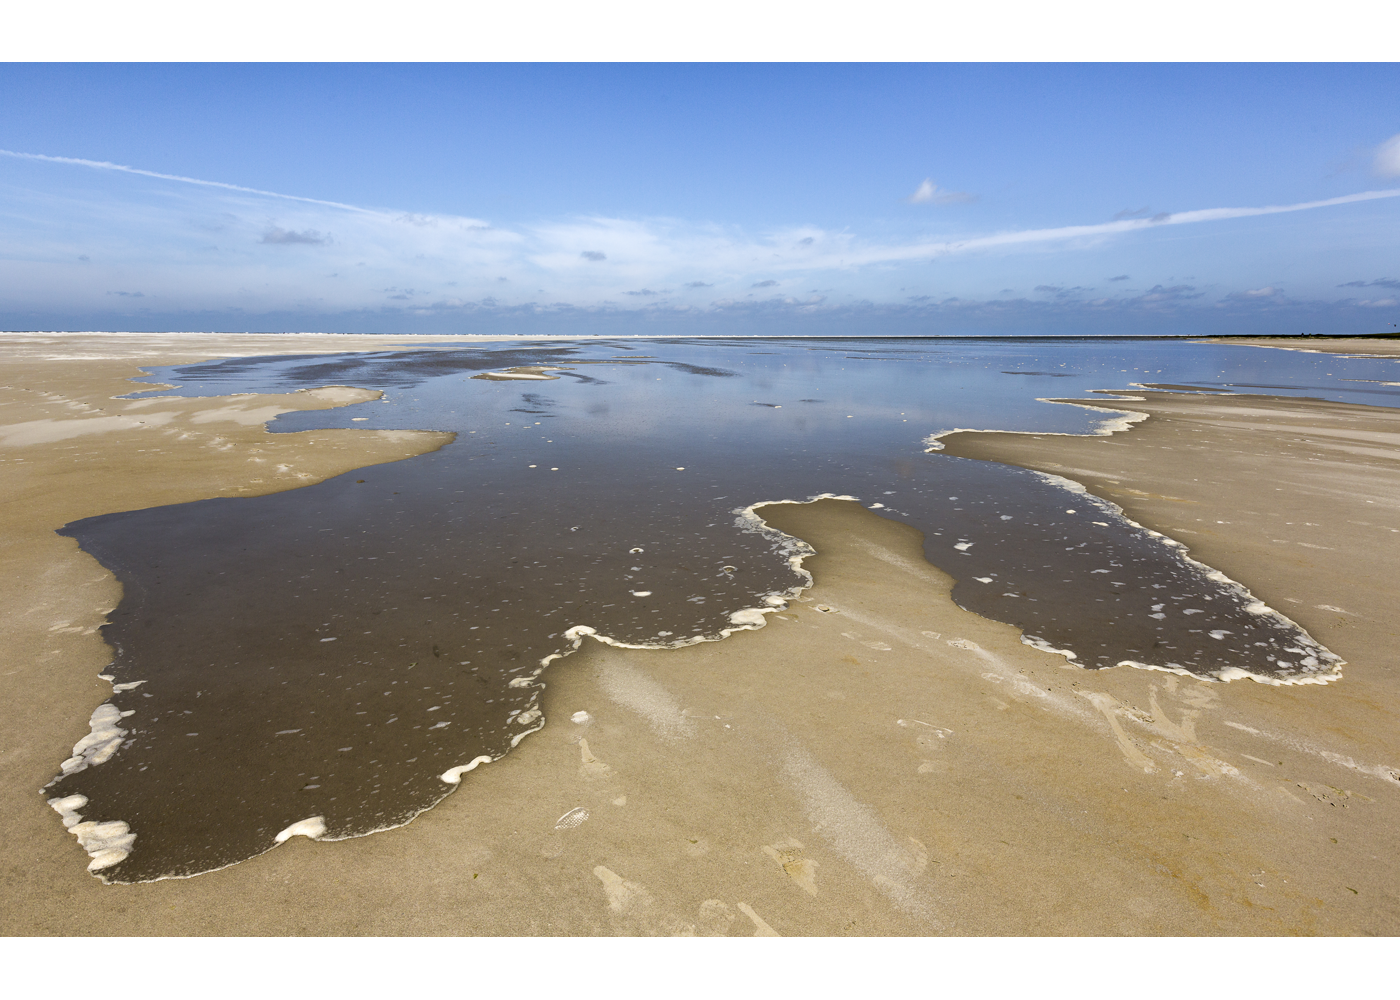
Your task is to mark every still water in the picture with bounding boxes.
[47,337,1400,881]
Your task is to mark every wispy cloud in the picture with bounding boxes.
[1375,133,1400,178]
[4,148,1400,322]
[1338,277,1400,289]
[261,226,328,245]
[1141,284,1203,302]
[906,178,976,205]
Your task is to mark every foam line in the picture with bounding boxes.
[1025,470,1343,685]
[1223,721,1400,787]
[441,756,495,784]
[498,494,849,693]
[58,702,134,776]
[274,816,327,843]
[47,794,136,871]
[923,395,1148,452]
[924,386,1343,684]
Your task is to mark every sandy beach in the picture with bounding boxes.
[2,334,1397,935]
[1202,336,1400,358]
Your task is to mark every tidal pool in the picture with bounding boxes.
[48,336,1399,881]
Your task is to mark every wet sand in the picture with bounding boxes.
[3,335,1398,935]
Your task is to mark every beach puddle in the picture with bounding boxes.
[48,337,1396,881]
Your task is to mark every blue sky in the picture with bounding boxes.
[1,63,1397,335]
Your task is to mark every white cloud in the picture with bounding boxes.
[3,148,1400,317]
[905,177,976,205]
[1375,133,1400,178]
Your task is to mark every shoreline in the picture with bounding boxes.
[1197,336,1400,358]
[3,337,1398,934]
[1,341,458,891]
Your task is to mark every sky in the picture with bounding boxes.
[1,63,1398,336]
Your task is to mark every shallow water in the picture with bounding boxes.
[48,337,1400,881]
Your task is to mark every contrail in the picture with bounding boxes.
[5,146,1396,270]
[0,148,376,214]
[837,188,1400,266]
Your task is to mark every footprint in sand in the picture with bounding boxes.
[579,739,613,780]
[1146,683,1240,777]
[762,838,819,896]
[591,866,704,936]
[593,865,651,914]
[1081,691,1157,774]
[1173,678,1222,710]
[555,806,589,830]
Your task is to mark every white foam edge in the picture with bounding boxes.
[440,755,496,784]
[47,671,147,875]
[1015,468,1343,685]
[910,386,1342,684]
[58,701,135,776]
[46,794,135,872]
[274,816,327,842]
[522,493,841,665]
[452,494,836,766]
[48,676,537,882]
[922,394,1149,452]
[94,739,527,883]
[1020,634,1080,661]
[82,754,506,883]
[438,669,552,782]
[59,669,150,777]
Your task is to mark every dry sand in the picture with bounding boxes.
[2,334,1398,935]
[1201,336,1400,358]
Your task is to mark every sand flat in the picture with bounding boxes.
[3,337,1398,935]
[1199,336,1400,358]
